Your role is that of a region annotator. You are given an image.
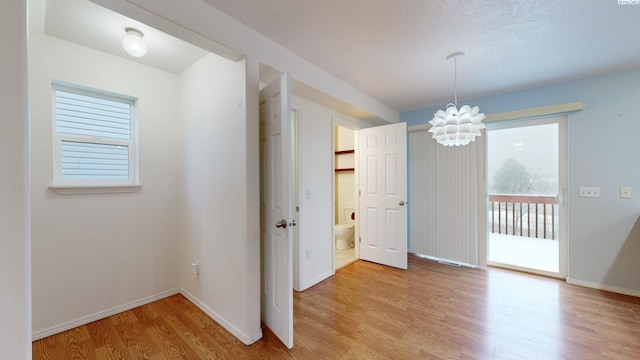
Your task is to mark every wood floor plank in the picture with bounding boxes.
[163,303,231,358]
[100,315,134,360]
[33,255,640,359]
[33,335,65,360]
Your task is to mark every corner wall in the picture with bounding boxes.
[178,53,261,343]
[29,35,181,337]
[293,95,363,291]
[0,0,30,357]
[402,67,640,295]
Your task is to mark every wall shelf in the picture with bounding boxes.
[335,149,355,172]
[334,149,354,155]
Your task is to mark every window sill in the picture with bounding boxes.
[48,184,142,195]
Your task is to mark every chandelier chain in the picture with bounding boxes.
[453,56,458,107]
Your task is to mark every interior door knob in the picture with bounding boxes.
[275,219,287,228]
[399,201,406,206]
[289,220,297,227]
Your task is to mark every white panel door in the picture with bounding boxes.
[259,74,293,349]
[359,122,408,269]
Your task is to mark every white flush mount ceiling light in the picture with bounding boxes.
[122,28,147,57]
[428,52,485,146]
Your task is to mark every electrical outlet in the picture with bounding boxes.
[620,187,632,199]
[191,260,199,277]
[579,187,600,198]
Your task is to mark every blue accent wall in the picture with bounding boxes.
[402,68,640,126]
[402,67,640,293]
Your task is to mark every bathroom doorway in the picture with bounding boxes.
[334,124,358,269]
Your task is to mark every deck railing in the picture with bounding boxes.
[489,194,558,240]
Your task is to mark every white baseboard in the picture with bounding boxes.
[410,252,478,269]
[179,288,263,345]
[566,278,640,298]
[32,288,180,341]
[301,270,334,291]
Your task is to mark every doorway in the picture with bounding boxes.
[486,116,567,278]
[333,124,357,269]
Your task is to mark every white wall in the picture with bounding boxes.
[0,0,30,357]
[178,54,261,343]
[334,126,356,224]
[89,0,400,339]
[29,35,181,337]
[293,95,363,290]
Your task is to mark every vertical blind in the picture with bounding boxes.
[408,130,436,256]
[408,128,483,266]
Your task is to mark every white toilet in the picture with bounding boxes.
[335,207,355,249]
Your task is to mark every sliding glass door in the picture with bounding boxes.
[486,116,567,278]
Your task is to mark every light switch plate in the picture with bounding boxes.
[620,187,632,199]
[579,187,600,198]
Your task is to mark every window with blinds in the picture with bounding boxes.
[53,83,137,185]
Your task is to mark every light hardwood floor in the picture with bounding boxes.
[33,255,640,359]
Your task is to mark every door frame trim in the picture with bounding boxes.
[331,117,361,271]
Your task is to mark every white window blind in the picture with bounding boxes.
[53,83,137,185]
[60,141,129,180]
[55,89,132,140]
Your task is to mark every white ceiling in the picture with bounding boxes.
[29,0,208,75]
[203,0,640,111]
[31,0,640,113]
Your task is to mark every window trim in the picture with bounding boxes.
[51,81,140,189]
[48,184,142,195]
